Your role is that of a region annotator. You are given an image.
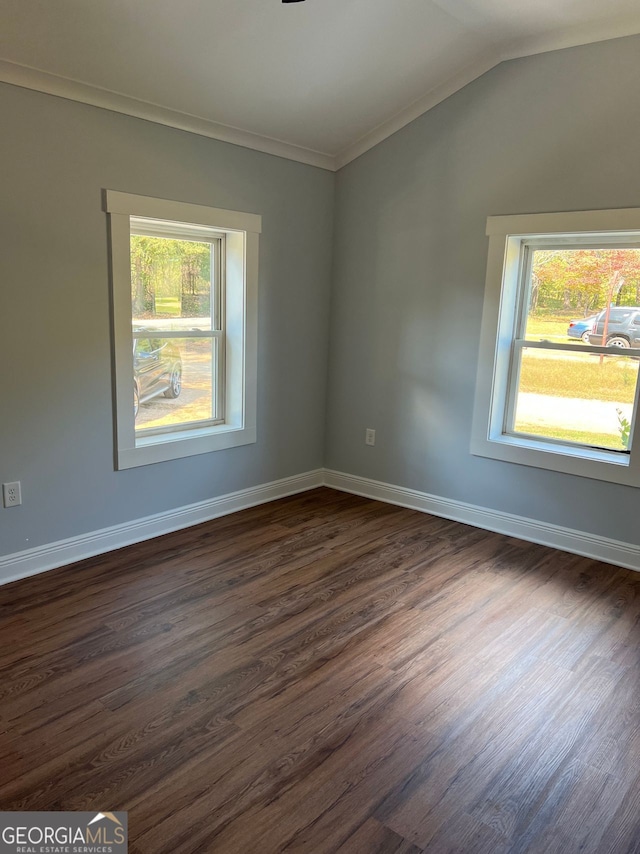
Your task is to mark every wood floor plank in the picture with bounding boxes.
[334,818,422,853]
[596,768,640,854]
[374,654,574,847]
[417,810,508,854]
[1,487,639,853]
[509,760,625,854]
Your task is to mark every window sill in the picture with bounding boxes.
[471,431,637,486]
[117,424,256,469]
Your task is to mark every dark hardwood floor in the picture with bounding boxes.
[1,487,639,853]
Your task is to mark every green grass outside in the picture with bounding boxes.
[154,296,182,316]
[514,422,626,452]
[519,354,638,403]
[510,311,634,449]
[525,313,583,342]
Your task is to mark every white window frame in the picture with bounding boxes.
[471,208,640,487]
[106,191,260,470]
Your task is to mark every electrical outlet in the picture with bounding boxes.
[365,428,376,446]
[3,482,22,508]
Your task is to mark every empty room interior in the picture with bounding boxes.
[2,1,640,852]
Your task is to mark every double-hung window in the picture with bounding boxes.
[106,192,260,469]
[472,208,640,486]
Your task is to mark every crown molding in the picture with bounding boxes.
[501,14,640,63]
[0,59,337,172]
[2,22,639,175]
[334,49,501,169]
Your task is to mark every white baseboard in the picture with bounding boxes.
[2,466,637,588]
[324,469,640,573]
[0,469,324,587]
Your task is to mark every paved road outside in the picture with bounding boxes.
[515,392,632,435]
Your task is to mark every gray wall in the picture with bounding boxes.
[1,83,334,556]
[326,34,640,544]
[4,33,640,561]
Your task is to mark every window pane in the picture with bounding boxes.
[523,248,640,346]
[134,336,218,432]
[510,347,638,452]
[130,235,216,331]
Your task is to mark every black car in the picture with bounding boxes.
[588,307,640,349]
[133,333,182,417]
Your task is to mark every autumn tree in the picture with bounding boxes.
[531,248,640,316]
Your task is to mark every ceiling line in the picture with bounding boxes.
[0,58,337,171]
[2,15,639,173]
[334,49,501,169]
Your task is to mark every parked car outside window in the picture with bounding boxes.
[566,314,599,343]
[588,307,640,348]
[133,331,182,418]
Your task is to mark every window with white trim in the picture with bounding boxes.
[106,191,260,469]
[471,208,640,486]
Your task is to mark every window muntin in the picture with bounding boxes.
[106,191,260,470]
[471,209,640,486]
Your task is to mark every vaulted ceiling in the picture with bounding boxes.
[1,0,639,169]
